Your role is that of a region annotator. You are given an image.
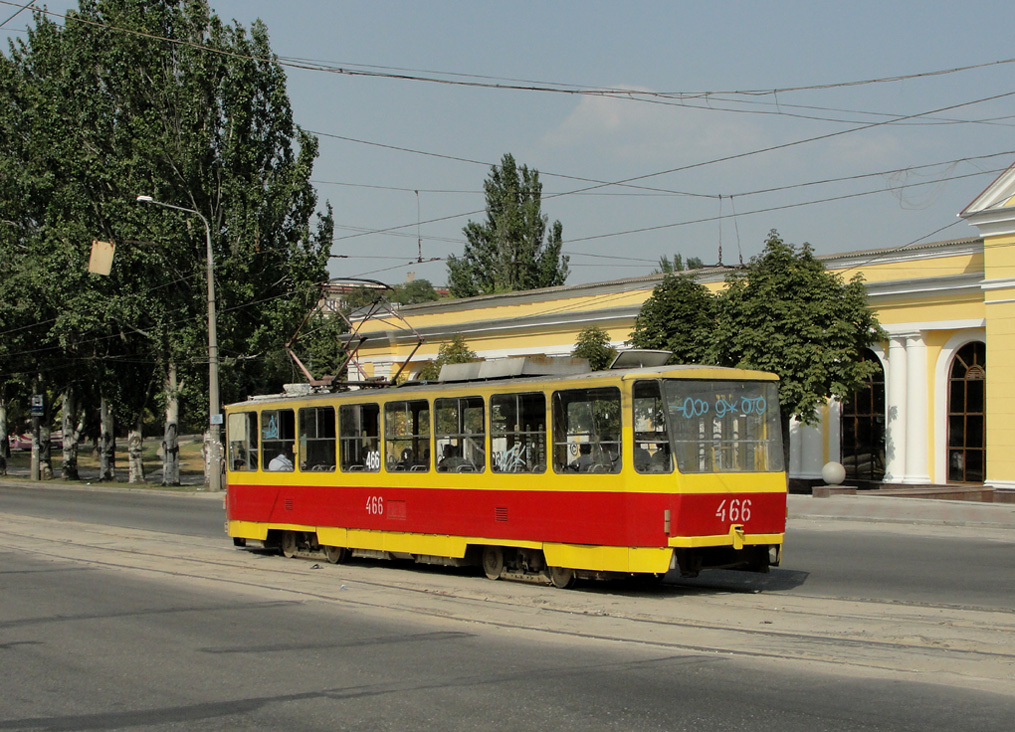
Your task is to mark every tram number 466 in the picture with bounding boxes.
[715,498,751,523]
[365,496,384,516]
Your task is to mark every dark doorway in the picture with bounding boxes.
[947,341,986,483]
[841,349,885,483]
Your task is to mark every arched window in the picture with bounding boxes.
[841,349,885,482]
[948,342,986,483]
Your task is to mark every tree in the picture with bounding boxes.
[416,335,478,381]
[572,325,618,371]
[393,278,440,305]
[447,154,569,298]
[656,254,704,273]
[708,230,885,464]
[629,274,717,364]
[0,0,332,484]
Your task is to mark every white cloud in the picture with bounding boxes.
[539,90,765,167]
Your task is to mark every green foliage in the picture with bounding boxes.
[0,0,331,435]
[416,335,478,381]
[572,325,618,371]
[393,278,440,305]
[709,230,885,426]
[300,311,349,380]
[341,286,387,312]
[629,274,717,364]
[447,154,569,298]
[655,254,705,274]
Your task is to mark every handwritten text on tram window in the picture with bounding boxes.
[670,396,768,420]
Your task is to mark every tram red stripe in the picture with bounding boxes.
[227,483,786,547]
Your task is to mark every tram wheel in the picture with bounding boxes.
[548,566,576,589]
[281,531,297,559]
[323,545,347,564]
[481,546,504,580]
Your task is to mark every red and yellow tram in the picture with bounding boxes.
[224,359,786,587]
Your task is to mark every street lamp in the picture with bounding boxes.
[136,194,222,491]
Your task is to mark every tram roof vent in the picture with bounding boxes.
[609,349,672,369]
[437,362,483,382]
[438,356,591,383]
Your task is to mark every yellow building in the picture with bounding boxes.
[350,166,1015,496]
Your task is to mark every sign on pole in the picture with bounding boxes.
[88,240,116,275]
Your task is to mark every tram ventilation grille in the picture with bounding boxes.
[495,507,508,522]
[284,498,294,512]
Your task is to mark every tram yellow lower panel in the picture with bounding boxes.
[542,544,673,574]
[228,520,270,541]
[668,532,783,548]
[230,520,676,573]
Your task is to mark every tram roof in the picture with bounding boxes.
[227,363,778,410]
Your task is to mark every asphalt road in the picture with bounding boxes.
[2,482,1013,609]
[2,547,1012,732]
[1,482,1014,730]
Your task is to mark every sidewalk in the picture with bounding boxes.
[0,463,205,487]
[789,493,1015,530]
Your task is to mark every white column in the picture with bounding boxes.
[789,417,803,478]
[904,333,930,484]
[827,399,842,465]
[884,334,909,483]
[799,418,824,479]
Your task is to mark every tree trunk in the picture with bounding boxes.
[161,363,181,486]
[61,388,80,480]
[0,396,8,476]
[99,396,116,481]
[127,421,145,485]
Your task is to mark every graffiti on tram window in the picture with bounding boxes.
[670,395,768,420]
[263,413,280,440]
[671,398,710,418]
[494,444,525,473]
[715,396,768,418]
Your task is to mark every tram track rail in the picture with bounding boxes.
[1,511,1013,695]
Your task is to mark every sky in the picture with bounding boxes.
[4,1,1015,287]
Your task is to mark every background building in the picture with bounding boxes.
[350,166,1015,497]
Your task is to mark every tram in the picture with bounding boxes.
[224,355,787,587]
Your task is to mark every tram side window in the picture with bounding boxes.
[435,396,485,473]
[299,406,336,472]
[552,387,622,473]
[384,400,431,472]
[339,403,381,472]
[490,393,546,473]
[227,411,258,471]
[262,408,296,472]
[633,381,673,474]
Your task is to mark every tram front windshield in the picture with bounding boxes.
[661,379,784,473]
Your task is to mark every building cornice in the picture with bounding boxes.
[356,304,644,345]
[818,237,982,271]
[865,272,985,301]
[959,207,1015,239]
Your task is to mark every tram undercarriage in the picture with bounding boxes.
[255,528,778,589]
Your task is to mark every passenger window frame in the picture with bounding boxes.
[298,405,337,472]
[490,392,547,474]
[339,402,381,473]
[551,386,622,474]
